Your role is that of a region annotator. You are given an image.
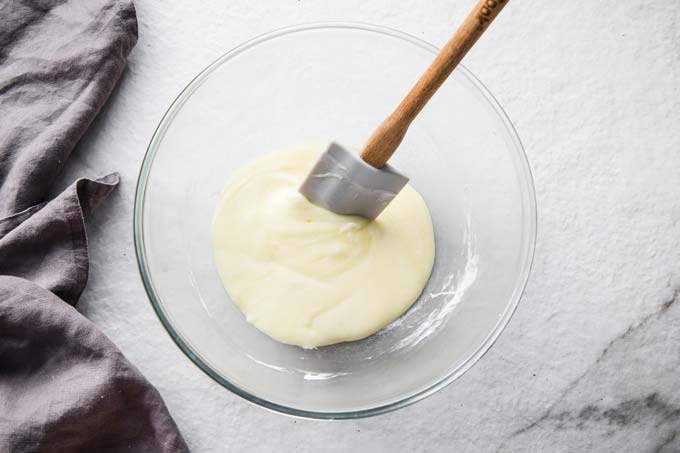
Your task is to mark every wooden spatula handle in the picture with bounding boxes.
[360,0,510,168]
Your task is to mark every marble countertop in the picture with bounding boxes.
[58,1,680,451]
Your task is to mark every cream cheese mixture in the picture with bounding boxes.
[212,146,435,348]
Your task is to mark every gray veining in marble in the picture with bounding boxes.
[505,288,680,452]
[54,1,680,451]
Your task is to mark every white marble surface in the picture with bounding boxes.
[57,1,680,451]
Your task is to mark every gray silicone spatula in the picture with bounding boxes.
[300,0,509,219]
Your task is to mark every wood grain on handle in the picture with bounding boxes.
[360,0,510,168]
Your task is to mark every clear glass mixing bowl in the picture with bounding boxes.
[134,23,536,419]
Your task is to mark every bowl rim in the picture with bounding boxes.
[134,21,537,420]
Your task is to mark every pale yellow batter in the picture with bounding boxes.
[212,146,435,348]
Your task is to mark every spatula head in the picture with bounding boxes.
[299,143,409,220]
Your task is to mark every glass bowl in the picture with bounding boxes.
[134,22,536,419]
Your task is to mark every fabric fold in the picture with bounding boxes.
[0,174,119,306]
[0,0,189,451]
[0,0,138,216]
[0,276,188,452]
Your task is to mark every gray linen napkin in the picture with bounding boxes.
[0,1,189,451]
